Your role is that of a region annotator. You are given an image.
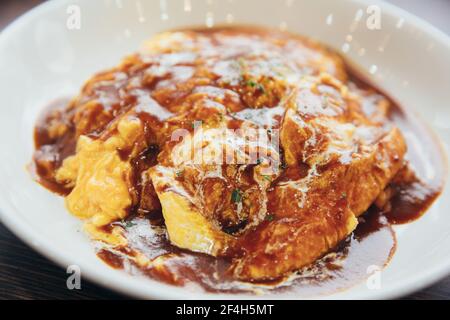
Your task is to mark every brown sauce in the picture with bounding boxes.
[97,249,125,270]
[96,207,395,296]
[384,109,445,224]
[95,71,445,296]
[31,26,447,296]
[31,97,76,196]
[348,63,446,225]
[386,182,440,224]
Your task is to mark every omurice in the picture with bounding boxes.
[32,26,444,294]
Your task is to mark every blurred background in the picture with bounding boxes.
[1,0,449,34]
[388,0,449,34]
[0,0,449,300]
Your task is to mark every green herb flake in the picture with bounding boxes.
[124,221,136,228]
[257,83,266,93]
[246,80,257,88]
[262,175,272,182]
[265,214,275,222]
[246,80,265,93]
[176,170,184,178]
[191,120,202,129]
[231,189,243,203]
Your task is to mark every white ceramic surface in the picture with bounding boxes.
[0,0,449,299]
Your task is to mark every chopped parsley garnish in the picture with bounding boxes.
[231,189,243,203]
[262,175,272,182]
[246,80,265,93]
[124,221,136,228]
[265,214,275,222]
[256,158,263,165]
[257,83,266,93]
[247,80,257,87]
[175,170,184,178]
[191,120,202,129]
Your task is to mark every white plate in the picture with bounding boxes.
[0,0,449,300]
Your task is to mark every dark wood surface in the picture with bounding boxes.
[0,0,449,300]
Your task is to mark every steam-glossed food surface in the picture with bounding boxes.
[32,26,445,295]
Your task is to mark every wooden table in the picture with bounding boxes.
[1,0,449,300]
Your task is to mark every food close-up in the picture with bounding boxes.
[1,0,449,303]
[32,26,444,294]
